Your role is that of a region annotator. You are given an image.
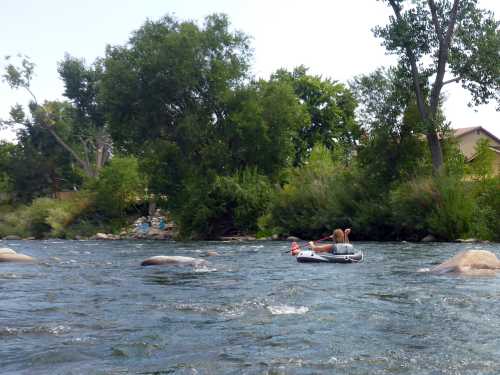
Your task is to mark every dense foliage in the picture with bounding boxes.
[1,11,498,241]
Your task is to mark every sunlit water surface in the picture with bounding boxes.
[1,240,500,374]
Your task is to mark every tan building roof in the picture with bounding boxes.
[452,126,500,144]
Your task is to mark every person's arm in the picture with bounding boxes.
[344,228,351,243]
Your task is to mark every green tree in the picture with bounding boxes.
[101,14,250,154]
[351,67,430,185]
[2,55,111,178]
[221,80,309,176]
[58,55,111,176]
[375,0,499,173]
[100,13,314,238]
[271,66,360,164]
[2,101,82,201]
[0,141,15,195]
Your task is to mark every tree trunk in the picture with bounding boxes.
[426,131,444,173]
[148,200,157,217]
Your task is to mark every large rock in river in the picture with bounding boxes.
[0,249,35,263]
[141,255,208,267]
[0,247,17,254]
[430,250,500,275]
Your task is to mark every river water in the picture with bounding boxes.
[1,240,500,374]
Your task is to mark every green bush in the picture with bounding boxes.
[0,193,94,239]
[0,204,30,238]
[390,177,436,240]
[177,168,273,239]
[94,156,145,217]
[390,175,480,241]
[261,145,350,239]
[426,176,475,240]
[469,176,500,241]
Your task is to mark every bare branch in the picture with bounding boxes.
[24,86,38,105]
[442,77,460,86]
[44,125,90,173]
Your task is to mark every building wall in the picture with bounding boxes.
[494,152,500,176]
[457,129,500,159]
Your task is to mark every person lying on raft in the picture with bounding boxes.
[308,228,351,253]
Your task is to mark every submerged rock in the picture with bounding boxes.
[219,236,256,241]
[430,250,500,276]
[141,255,208,267]
[205,251,220,257]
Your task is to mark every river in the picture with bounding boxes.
[1,240,500,374]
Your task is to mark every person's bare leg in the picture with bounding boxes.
[344,228,351,243]
[309,242,333,253]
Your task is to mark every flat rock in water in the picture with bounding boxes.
[455,238,479,243]
[0,247,17,254]
[421,234,436,242]
[430,250,500,275]
[0,253,35,263]
[141,255,208,267]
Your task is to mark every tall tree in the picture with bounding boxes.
[101,13,251,155]
[351,66,430,185]
[375,0,499,173]
[100,13,252,196]
[2,55,110,178]
[271,66,360,164]
[3,102,82,201]
[58,55,111,176]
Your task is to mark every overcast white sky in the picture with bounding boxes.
[1,0,499,142]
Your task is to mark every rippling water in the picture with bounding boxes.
[1,240,500,374]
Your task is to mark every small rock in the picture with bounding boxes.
[141,255,208,267]
[94,233,109,240]
[3,235,21,240]
[456,238,479,243]
[271,234,279,240]
[421,234,436,242]
[206,251,219,256]
[287,236,301,241]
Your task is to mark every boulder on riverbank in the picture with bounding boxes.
[429,250,500,276]
[2,235,22,240]
[89,212,176,241]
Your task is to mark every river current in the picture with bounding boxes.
[1,240,500,374]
